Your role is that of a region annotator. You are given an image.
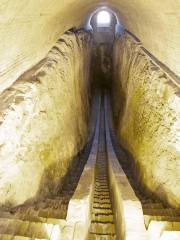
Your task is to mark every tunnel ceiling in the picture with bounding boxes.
[0,0,180,92]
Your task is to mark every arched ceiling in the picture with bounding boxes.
[0,0,180,92]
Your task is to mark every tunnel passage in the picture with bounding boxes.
[90,9,117,89]
[0,2,179,240]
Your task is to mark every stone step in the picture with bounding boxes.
[96,161,106,164]
[0,234,32,240]
[94,199,111,204]
[0,219,50,238]
[142,203,165,209]
[147,220,180,239]
[15,204,67,220]
[92,213,114,222]
[96,173,107,178]
[143,208,180,217]
[93,203,111,209]
[51,195,70,202]
[95,181,108,185]
[144,215,180,228]
[38,207,67,219]
[90,222,115,235]
[33,199,66,210]
[95,184,109,189]
[93,207,113,215]
[0,218,62,239]
[60,190,74,195]
[95,186,109,190]
[95,177,108,181]
[94,192,110,197]
[94,188,109,193]
[140,199,159,204]
[96,173,108,177]
[159,231,180,240]
[0,210,45,223]
[94,183,109,187]
[88,233,116,240]
[96,163,107,169]
[95,169,107,173]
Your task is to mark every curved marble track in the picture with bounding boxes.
[0,92,179,240]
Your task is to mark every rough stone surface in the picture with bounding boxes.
[112,32,180,208]
[0,1,180,93]
[105,95,148,240]
[0,30,92,207]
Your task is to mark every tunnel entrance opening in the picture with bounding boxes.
[90,9,117,44]
[90,8,117,90]
[96,10,111,27]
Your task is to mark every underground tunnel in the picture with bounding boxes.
[0,1,179,239]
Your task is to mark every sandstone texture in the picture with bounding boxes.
[0,30,92,207]
[0,1,180,93]
[112,32,180,208]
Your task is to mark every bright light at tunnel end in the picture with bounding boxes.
[97,10,111,25]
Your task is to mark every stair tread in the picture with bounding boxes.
[0,234,32,240]
[144,215,180,228]
[0,218,55,238]
[93,208,113,214]
[159,231,180,240]
[92,214,114,222]
[142,203,164,209]
[90,222,115,235]
[88,232,116,240]
[147,220,180,232]
[143,208,180,216]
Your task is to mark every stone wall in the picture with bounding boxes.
[0,30,92,208]
[112,31,180,208]
[1,1,180,93]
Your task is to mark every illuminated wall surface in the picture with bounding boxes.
[0,0,179,210]
[112,32,180,208]
[0,1,180,92]
[0,31,92,206]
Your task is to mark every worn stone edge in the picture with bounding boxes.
[105,94,148,240]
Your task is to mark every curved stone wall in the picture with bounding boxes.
[112,32,180,208]
[0,1,180,93]
[0,30,92,207]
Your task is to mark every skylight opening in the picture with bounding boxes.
[97,10,111,26]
